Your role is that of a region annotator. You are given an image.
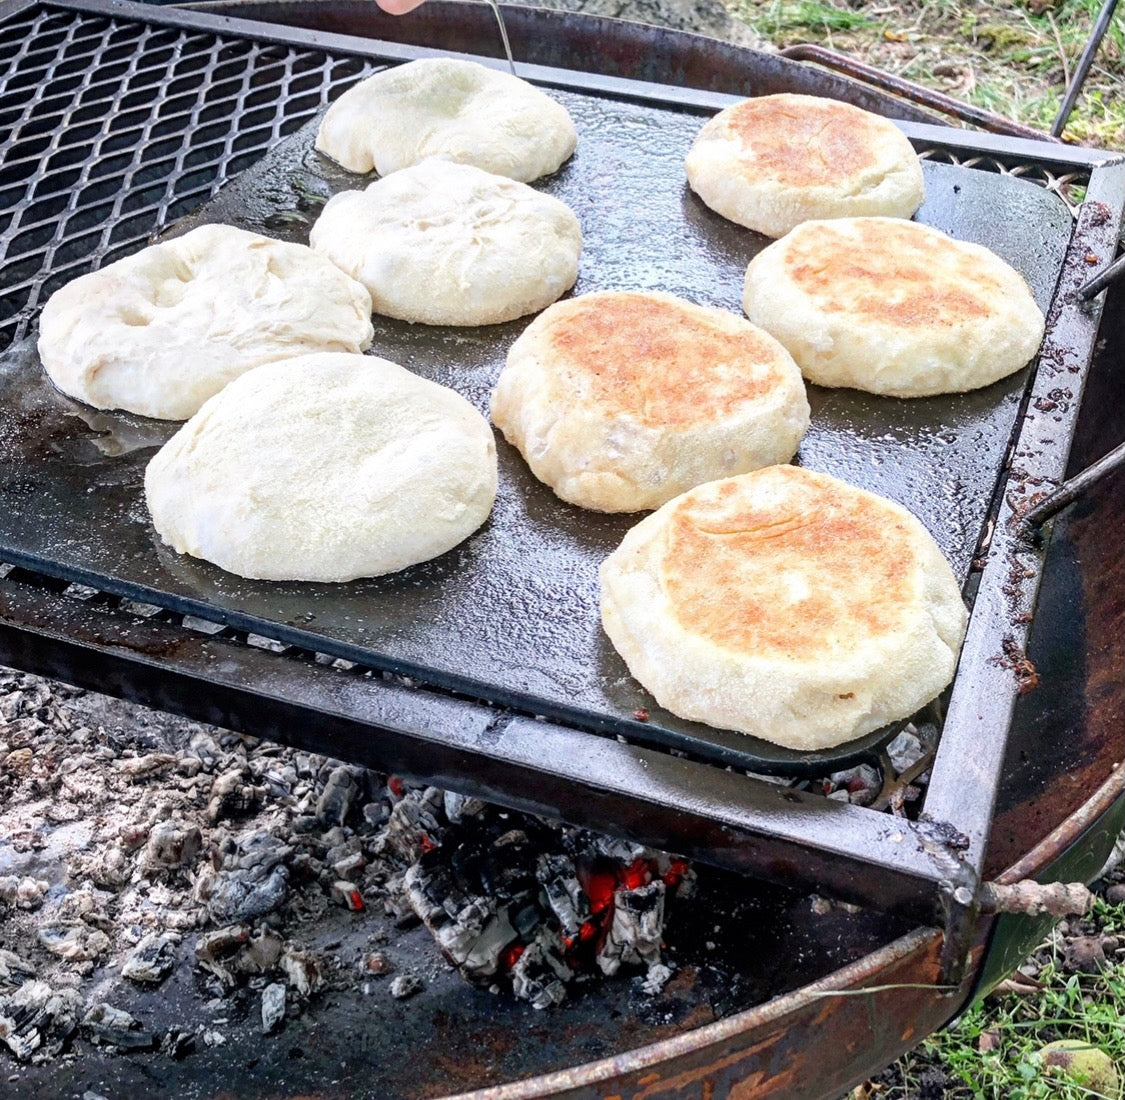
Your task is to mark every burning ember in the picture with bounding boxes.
[396,790,692,1007]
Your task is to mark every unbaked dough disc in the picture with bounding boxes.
[144,352,498,582]
[491,290,809,512]
[315,57,577,182]
[685,93,924,238]
[600,465,968,750]
[742,217,1046,397]
[37,225,374,420]
[309,159,582,327]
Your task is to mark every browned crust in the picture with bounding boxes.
[661,468,917,658]
[544,294,789,427]
[719,96,888,187]
[783,220,1003,328]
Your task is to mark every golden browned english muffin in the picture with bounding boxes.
[600,465,967,750]
[742,217,1046,397]
[685,93,924,237]
[490,290,809,512]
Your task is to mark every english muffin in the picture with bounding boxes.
[600,465,967,750]
[316,57,577,182]
[742,217,1045,397]
[37,225,374,420]
[491,291,809,512]
[685,93,924,237]
[309,160,582,327]
[145,352,497,582]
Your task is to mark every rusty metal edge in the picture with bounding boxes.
[779,43,1060,142]
[995,763,1125,887]
[440,927,952,1100]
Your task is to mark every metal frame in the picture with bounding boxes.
[2,0,1124,984]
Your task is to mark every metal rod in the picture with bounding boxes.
[484,0,516,76]
[1051,0,1120,138]
[780,43,1060,142]
[1078,249,1125,300]
[1023,438,1125,528]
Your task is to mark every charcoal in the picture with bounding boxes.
[121,932,181,984]
[480,830,539,902]
[118,752,178,779]
[638,961,674,996]
[597,882,666,976]
[0,980,83,1061]
[195,924,252,987]
[81,1003,155,1051]
[443,791,487,823]
[143,821,202,874]
[363,952,393,977]
[0,950,35,991]
[404,860,519,980]
[887,729,926,773]
[37,922,110,963]
[510,941,571,1010]
[330,881,364,910]
[205,830,292,924]
[537,854,589,941]
[160,1026,196,1060]
[389,974,422,1000]
[236,929,285,976]
[362,801,390,828]
[261,982,286,1034]
[207,767,266,823]
[280,949,323,997]
[378,789,446,864]
[828,764,882,806]
[316,766,359,828]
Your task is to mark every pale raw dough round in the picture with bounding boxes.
[743,217,1046,397]
[315,57,577,182]
[491,291,810,512]
[600,465,968,750]
[309,160,582,326]
[144,352,498,582]
[37,225,374,420]
[685,93,924,238]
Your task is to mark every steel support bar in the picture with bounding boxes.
[0,570,971,928]
[923,158,1125,981]
[1023,437,1125,529]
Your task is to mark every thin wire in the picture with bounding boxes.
[484,0,517,76]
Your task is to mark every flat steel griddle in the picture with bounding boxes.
[0,78,1072,775]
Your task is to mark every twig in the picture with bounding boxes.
[1047,10,1071,88]
[979,880,1093,917]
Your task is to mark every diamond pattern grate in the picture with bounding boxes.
[0,4,377,349]
[917,148,1086,214]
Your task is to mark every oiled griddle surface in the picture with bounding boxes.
[0,87,1072,773]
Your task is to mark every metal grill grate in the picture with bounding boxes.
[0,4,1095,353]
[917,148,1087,213]
[0,5,375,349]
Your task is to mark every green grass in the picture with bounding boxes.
[867,897,1125,1099]
[725,0,1125,147]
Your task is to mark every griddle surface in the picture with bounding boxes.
[0,88,1072,774]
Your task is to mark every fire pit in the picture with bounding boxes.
[0,1,1123,1095]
